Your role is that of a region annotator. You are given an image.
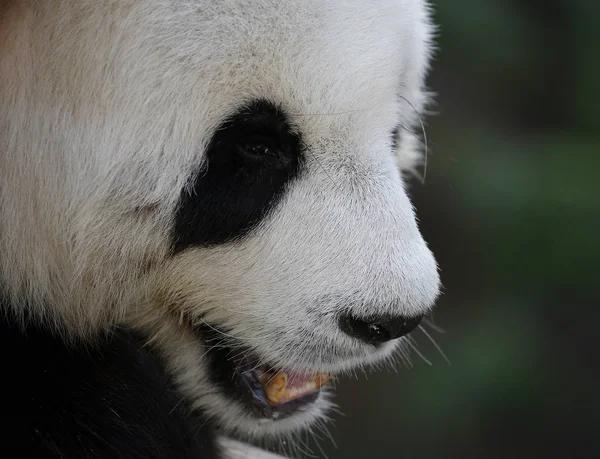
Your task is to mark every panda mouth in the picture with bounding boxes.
[194,325,330,419]
[239,363,330,410]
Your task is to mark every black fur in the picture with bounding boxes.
[1,313,219,459]
[173,100,304,252]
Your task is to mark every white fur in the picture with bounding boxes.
[1,0,439,439]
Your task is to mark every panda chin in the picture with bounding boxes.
[194,325,330,421]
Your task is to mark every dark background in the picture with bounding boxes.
[312,1,599,458]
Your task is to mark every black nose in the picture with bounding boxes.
[339,314,424,344]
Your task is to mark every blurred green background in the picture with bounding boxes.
[310,2,599,458]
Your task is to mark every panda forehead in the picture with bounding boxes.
[175,1,413,127]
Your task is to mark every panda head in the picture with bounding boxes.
[0,0,439,442]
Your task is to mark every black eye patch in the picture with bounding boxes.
[172,100,303,252]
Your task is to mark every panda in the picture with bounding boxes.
[0,0,440,458]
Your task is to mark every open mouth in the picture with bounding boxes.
[237,360,330,417]
[194,325,331,419]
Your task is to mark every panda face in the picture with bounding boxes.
[0,0,439,442]
[128,0,439,438]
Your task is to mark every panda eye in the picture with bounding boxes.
[391,125,400,151]
[236,135,280,161]
[173,100,303,251]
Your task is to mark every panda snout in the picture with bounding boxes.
[338,313,424,345]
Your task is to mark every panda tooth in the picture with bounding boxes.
[264,372,288,404]
[313,374,330,388]
[262,371,331,405]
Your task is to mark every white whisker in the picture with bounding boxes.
[406,336,432,366]
[419,324,450,364]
